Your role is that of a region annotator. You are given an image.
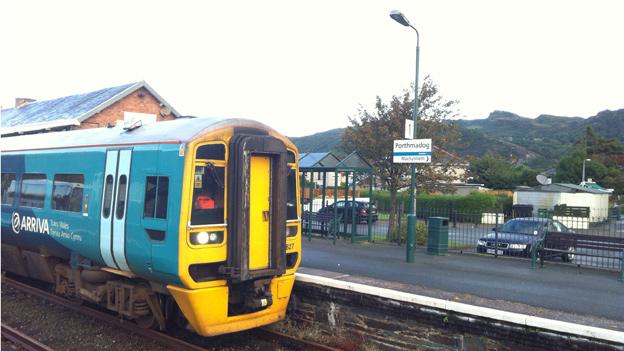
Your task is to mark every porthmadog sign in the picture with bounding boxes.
[393,139,432,163]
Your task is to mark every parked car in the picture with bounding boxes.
[476,217,575,261]
[317,201,378,223]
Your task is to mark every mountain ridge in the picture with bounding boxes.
[290,109,624,169]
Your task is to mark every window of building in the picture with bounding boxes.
[20,173,47,208]
[196,144,225,161]
[286,168,298,220]
[144,176,169,219]
[102,175,114,218]
[115,175,128,219]
[1,173,17,205]
[191,165,225,225]
[52,174,84,212]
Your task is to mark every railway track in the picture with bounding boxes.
[1,323,55,351]
[2,276,341,351]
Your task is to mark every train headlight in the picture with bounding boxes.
[190,231,224,245]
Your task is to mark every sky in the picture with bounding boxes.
[1,0,623,137]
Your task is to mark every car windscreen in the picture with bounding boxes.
[500,220,543,235]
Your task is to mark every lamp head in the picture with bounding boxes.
[390,10,411,27]
[585,158,591,161]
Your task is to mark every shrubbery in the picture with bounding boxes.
[391,216,427,245]
[363,190,508,214]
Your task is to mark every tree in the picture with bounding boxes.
[467,154,539,189]
[341,76,459,241]
[555,127,624,194]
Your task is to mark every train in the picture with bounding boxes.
[1,117,302,336]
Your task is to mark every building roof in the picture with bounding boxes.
[514,183,610,195]
[1,81,180,135]
[298,151,372,172]
[581,180,613,193]
[298,152,341,168]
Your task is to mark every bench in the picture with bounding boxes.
[302,211,343,237]
[531,231,624,281]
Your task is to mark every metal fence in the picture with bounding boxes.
[302,200,624,271]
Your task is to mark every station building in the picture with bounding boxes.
[1,81,180,136]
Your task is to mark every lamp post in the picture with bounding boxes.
[390,10,419,263]
[582,158,591,184]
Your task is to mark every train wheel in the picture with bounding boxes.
[165,296,188,330]
[136,313,159,329]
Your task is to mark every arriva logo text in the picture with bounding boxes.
[11,212,49,235]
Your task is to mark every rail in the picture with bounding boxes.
[2,276,340,351]
[1,323,55,351]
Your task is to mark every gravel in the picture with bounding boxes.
[1,282,290,351]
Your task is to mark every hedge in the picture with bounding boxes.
[363,190,507,214]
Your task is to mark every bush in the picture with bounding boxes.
[391,217,427,246]
[368,190,506,213]
[416,221,427,246]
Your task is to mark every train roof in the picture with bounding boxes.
[1,117,286,152]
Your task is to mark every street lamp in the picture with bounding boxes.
[582,158,591,184]
[390,10,420,263]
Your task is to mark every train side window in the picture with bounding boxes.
[19,173,47,208]
[191,165,225,225]
[102,175,114,218]
[286,168,298,220]
[156,177,169,218]
[52,174,84,212]
[1,173,17,205]
[144,176,169,219]
[115,175,128,219]
[196,144,225,160]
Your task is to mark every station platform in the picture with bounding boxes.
[300,238,624,332]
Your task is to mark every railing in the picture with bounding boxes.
[302,201,623,271]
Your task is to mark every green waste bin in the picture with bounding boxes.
[427,217,449,255]
[537,208,548,218]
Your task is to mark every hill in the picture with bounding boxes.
[291,109,624,169]
[289,128,344,153]
[456,109,624,168]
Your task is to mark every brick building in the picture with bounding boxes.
[0,81,180,136]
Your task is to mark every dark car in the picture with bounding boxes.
[476,217,575,261]
[317,200,378,223]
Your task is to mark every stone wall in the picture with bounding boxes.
[290,281,623,351]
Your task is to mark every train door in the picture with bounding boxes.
[99,149,132,271]
[248,155,271,270]
[226,135,287,282]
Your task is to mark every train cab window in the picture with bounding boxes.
[144,176,169,219]
[19,173,47,208]
[115,175,128,219]
[1,173,17,205]
[102,175,114,218]
[196,144,225,160]
[52,174,84,212]
[286,168,298,220]
[287,151,296,164]
[191,165,225,225]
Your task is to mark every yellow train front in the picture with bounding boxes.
[170,118,302,335]
[0,117,301,336]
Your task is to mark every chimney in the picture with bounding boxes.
[15,98,36,108]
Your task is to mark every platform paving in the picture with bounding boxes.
[300,238,624,331]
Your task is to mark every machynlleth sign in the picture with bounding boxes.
[393,139,432,163]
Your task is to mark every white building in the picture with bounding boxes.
[513,183,611,228]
